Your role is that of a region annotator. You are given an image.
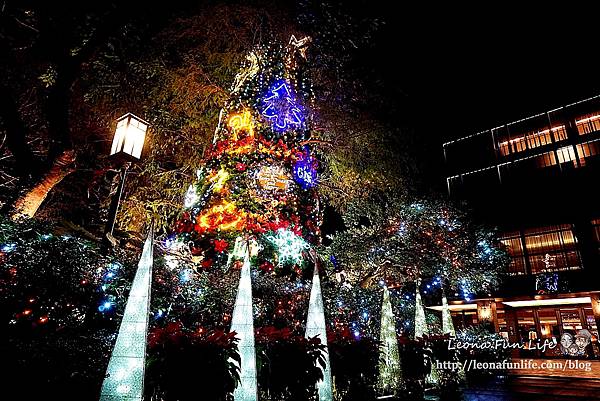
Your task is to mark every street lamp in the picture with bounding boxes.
[104,113,149,247]
[110,113,148,159]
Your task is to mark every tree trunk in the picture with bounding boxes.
[0,85,38,178]
[11,149,76,220]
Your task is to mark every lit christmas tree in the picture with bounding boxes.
[165,35,329,400]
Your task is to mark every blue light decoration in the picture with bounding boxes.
[329,255,338,269]
[180,268,193,283]
[1,243,16,252]
[536,272,559,294]
[98,300,113,312]
[293,148,318,189]
[261,80,303,131]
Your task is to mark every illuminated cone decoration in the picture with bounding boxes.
[100,227,153,401]
[229,248,257,401]
[441,288,455,336]
[414,279,428,339]
[377,286,402,394]
[305,264,333,401]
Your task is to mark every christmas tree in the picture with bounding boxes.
[165,35,328,400]
[168,35,320,275]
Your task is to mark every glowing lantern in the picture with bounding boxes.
[110,113,149,160]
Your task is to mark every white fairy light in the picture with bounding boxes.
[267,228,309,265]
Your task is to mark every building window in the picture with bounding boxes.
[584,307,598,339]
[556,145,577,166]
[517,309,537,342]
[499,231,527,275]
[498,125,567,156]
[592,219,600,253]
[576,141,600,166]
[538,308,560,339]
[560,308,584,333]
[576,112,600,135]
[523,225,582,274]
[537,145,583,168]
[537,151,557,168]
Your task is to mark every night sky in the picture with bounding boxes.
[358,4,600,187]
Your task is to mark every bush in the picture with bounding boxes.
[329,329,379,401]
[256,327,325,401]
[0,216,136,400]
[145,322,239,401]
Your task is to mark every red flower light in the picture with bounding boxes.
[214,239,229,253]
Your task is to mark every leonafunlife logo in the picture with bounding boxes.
[558,329,592,356]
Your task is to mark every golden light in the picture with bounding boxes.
[227,110,254,141]
[110,113,149,159]
[478,305,492,321]
[209,169,229,193]
[473,300,496,323]
[428,304,477,312]
[196,200,245,231]
[256,165,290,192]
[503,296,591,308]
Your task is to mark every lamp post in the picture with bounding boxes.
[104,113,149,247]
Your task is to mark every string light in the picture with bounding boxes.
[183,184,199,208]
[267,228,309,265]
[261,80,303,131]
[228,110,255,140]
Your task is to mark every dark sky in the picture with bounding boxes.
[368,5,600,142]
[355,5,600,189]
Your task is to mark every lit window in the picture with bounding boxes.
[499,231,527,275]
[592,219,600,254]
[556,145,577,165]
[536,151,557,168]
[523,225,581,274]
[498,125,566,156]
[575,141,600,166]
[576,112,600,135]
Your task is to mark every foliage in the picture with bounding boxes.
[256,327,326,401]
[145,322,240,401]
[323,194,509,298]
[1,1,417,242]
[454,325,511,381]
[0,215,136,400]
[150,254,238,331]
[82,3,298,234]
[329,332,380,401]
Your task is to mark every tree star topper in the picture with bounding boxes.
[261,80,304,132]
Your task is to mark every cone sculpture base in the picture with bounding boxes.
[230,253,258,401]
[100,229,154,401]
[305,265,333,401]
[378,287,401,394]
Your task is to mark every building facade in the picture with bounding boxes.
[441,95,600,358]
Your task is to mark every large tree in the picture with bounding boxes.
[2,1,416,237]
[0,1,188,217]
[323,194,508,296]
